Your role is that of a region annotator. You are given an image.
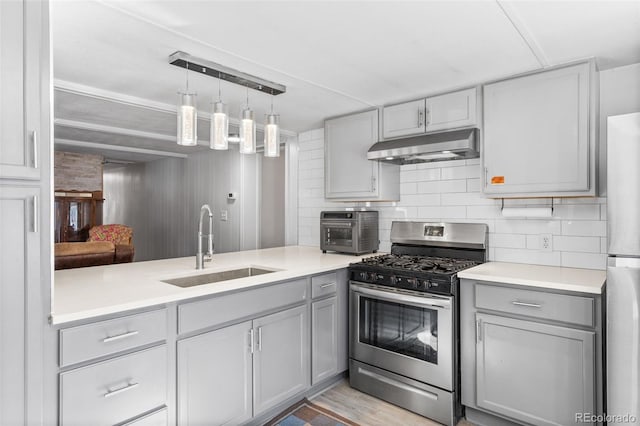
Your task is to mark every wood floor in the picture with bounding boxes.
[311,379,475,426]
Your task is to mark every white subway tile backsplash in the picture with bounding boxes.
[562,220,607,237]
[490,233,527,249]
[561,252,607,270]
[297,128,608,270]
[494,248,562,266]
[553,204,601,220]
[495,219,562,235]
[553,236,601,253]
[418,179,466,194]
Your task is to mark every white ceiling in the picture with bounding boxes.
[52,0,640,161]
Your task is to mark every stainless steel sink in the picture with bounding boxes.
[162,267,276,288]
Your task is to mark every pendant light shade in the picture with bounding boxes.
[210,101,229,150]
[264,113,280,157]
[177,92,198,146]
[239,108,256,154]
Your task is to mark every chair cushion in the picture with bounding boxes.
[55,241,115,256]
[88,224,133,245]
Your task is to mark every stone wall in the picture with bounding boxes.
[54,151,103,191]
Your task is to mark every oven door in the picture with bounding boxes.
[350,282,454,391]
[321,220,357,252]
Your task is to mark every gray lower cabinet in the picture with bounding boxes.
[253,305,310,414]
[177,304,310,424]
[311,296,338,384]
[461,279,602,426]
[475,313,595,426]
[177,321,253,425]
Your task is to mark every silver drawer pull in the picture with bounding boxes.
[103,382,139,398]
[102,330,139,343]
[512,301,542,308]
[320,283,335,288]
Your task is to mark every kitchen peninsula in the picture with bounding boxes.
[53,246,369,426]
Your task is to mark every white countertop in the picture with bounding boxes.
[53,246,372,325]
[458,261,606,294]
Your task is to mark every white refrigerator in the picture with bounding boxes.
[607,112,640,424]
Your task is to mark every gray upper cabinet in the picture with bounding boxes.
[177,321,253,426]
[253,305,309,415]
[476,313,595,426]
[382,88,478,139]
[0,0,43,180]
[482,62,596,197]
[325,109,399,201]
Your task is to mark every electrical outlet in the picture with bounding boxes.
[220,210,228,221]
[540,234,552,252]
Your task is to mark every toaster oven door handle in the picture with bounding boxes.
[321,221,354,227]
[351,283,451,310]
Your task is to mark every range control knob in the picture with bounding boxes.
[424,280,432,289]
[359,272,368,281]
[407,277,418,288]
[375,274,384,281]
[389,275,398,285]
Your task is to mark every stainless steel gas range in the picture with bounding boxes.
[348,222,488,426]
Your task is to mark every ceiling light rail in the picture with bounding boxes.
[169,51,286,96]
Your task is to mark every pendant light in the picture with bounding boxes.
[239,86,256,154]
[210,72,229,150]
[177,61,198,146]
[264,91,280,158]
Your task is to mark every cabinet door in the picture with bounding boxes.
[311,297,338,385]
[325,109,379,199]
[177,321,253,426]
[425,88,477,132]
[483,63,591,196]
[476,313,595,426]
[382,99,426,139]
[0,186,40,426]
[253,305,309,415]
[0,0,41,180]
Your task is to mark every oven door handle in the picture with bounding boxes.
[351,283,451,310]
[321,221,354,228]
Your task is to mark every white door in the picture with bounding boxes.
[382,99,426,139]
[425,88,477,132]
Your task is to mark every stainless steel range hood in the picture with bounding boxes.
[367,128,479,164]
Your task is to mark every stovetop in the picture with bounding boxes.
[358,254,478,275]
[349,254,480,296]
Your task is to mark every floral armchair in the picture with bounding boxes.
[87,224,134,263]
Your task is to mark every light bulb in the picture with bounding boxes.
[264,114,280,157]
[239,108,256,154]
[210,101,228,150]
[177,93,197,146]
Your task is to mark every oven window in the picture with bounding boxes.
[359,296,438,364]
[324,226,352,247]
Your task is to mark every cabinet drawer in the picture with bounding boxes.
[179,278,308,334]
[60,345,167,426]
[475,283,594,327]
[311,272,337,299]
[59,308,167,367]
[121,407,168,426]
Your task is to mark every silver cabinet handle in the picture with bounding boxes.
[320,283,335,288]
[250,329,255,354]
[418,109,424,127]
[32,196,38,233]
[32,130,38,169]
[512,301,542,308]
[257,327,262,352]
[425,107,430,126]
[104,382,139,398]
[476,318,483,342]
[102,330,139,343]
[371,176,377,192]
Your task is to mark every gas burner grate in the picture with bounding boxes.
[359,254,478,275]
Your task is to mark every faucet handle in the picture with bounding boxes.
[204,253,213,262]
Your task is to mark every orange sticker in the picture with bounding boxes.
[491,176,505,185]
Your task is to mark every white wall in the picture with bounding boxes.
[297,129,607,270]
[104,146,270,261]
[297,63,640,271]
